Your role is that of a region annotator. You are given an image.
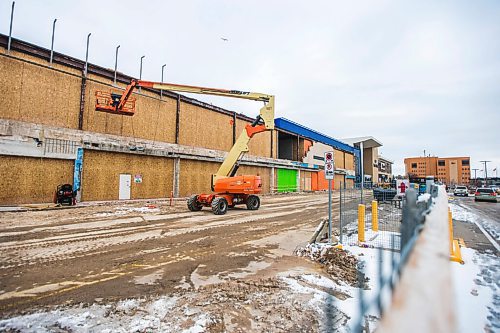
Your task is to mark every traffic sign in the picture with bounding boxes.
[324,151,334,180]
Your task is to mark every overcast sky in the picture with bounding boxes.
[2,0,499,176]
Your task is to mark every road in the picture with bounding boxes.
[450,194,500,253]
[0,193,340,317]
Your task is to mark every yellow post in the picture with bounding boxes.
[358,204,366,242]
[448,210,453,256]
[449,209,464,264]
[372,200,378,232]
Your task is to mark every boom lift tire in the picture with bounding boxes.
[187,195,203,211]
[246,195,260,210]
[212,197,228,215]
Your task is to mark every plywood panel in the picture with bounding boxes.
[300,170,312,191]
[0,56,80,128]
[345,153,354,171]
[179,102,233,151]
[235,118,272,158]
[81,150,173,201]
[0,155,73,204]
[6,49,82,75]
[0,56,22,120]
[84,80,177,143]
[179,159,220,197]
[334,149,345,169]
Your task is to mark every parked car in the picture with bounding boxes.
[474,188,498,202]
[489,185,500,195]
[454,186,468,197]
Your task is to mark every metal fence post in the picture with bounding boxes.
[339,182,343,245]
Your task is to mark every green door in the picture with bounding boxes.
[277,168,297,192]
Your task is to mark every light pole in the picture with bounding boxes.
[84,33,91,77]
[480,161,491,186]
[7,1,15,54]
[114,45,120,85]
[161,64,166,98]
[139,55,145,92]
[472,168,479,187]
[49,19,57,66]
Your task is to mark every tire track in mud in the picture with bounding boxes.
[0,196,332,267]
[0,193,337,314]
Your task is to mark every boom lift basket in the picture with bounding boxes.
[95,91,136,116]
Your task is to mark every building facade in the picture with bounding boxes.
[404,156,471,186]
[0,34,363,204]
[377,155,393,183]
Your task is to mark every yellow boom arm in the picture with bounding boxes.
[96,79,275,189]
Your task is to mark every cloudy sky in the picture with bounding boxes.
[2,0,499,176]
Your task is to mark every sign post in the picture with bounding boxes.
[324,151,335,244]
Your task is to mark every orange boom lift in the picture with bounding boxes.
[95,79,274,215]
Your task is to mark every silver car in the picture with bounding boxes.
[475,188,498,202]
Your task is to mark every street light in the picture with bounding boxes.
[472,168,479,187]
[139,55,145,92]
[114,45,120,86]
[480,161,491,186]
[161,64,166,98]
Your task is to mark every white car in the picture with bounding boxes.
[453,186,468,197]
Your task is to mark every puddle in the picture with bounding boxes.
[226,261,272,279]
[133,269,164,285]
[190,264,224,289]
[175,276,191,290]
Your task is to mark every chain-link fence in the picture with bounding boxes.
[351,186,440,333]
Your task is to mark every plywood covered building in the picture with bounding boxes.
[0,34,361,204]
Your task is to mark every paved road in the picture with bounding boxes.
[450,195,500,253]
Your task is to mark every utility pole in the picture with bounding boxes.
[480,161,491,186]
[423,149,427,177]
[472,168,479,187]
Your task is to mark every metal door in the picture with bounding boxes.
[119,174,131,200]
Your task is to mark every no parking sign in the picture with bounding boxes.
[324,151,334,179]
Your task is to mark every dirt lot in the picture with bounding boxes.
[0,192,352,326]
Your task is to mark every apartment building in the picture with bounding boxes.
[404,156,471,186]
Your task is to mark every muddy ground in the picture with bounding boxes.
[0,192,356,326]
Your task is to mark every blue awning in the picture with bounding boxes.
[274,117,358,154]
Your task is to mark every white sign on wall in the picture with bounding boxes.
[324,151,334,180]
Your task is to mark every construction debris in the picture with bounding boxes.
[295,244,365,287]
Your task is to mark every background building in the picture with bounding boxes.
[404,156,470,186]
[377,155,393,183]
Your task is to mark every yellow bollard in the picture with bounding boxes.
[358,204,366,242]
[448,210,454,255]
[449,209,464,264]
[372,200,378,232]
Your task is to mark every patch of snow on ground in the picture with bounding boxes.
[451,247,499,332]
[449,203,477,223]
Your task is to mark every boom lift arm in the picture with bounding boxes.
[96,79,275,190]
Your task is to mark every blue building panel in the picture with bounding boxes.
[274,117,359,155]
